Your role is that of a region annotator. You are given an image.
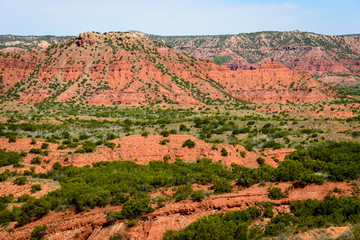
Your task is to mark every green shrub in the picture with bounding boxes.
[42,150,49,156]
[41,143,49,149]
[256,157,265,165]
[109,192,154,219]
[14,177,28,185]
[160,139,170,145]
[31,156,41,165]
[163,155,171,162]
[268,187,287,200]
[213,181,233,194]
[163,206,259,240]
[220,148,228,157]
[57,145,67,150]
[154,196,166,208]
[107,133,117,141]
[191,190,205,202]
[30,225,48,240]
[160,130,170,137]
[111,192,129,206]
[31,184,42,194]
[82,141,96,153]
[109,233,123,240]
[0,149,21,167]
[104,142,116,149]
[182,139,195,148]
[0,194,14,206]
[52,162,62,170]
[258,201,274,218]
[141,131,149,137]
[173,185,193,202]
[20,151,27,157]
[179,124,189,132]
[29,148,42,154]
[79,134,90,140]
[127,219,137,227]
[74,148,85,153]
[17,194,33,203]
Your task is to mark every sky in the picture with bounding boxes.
[0,0,359,36]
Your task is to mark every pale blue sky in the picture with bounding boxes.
[1,0,359,36]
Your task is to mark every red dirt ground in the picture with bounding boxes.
[0,135,282,172]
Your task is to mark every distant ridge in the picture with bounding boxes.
[148,31,360,81]
[0,31,333,105]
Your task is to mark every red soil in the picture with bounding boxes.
[0,178,60,199]
[0,135,280,172]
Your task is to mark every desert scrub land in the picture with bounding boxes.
[0,100,359,239]
[0,101,359,151]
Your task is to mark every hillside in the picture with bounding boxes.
[0,32,333,105]
[0,32,238,105]
[2,31,359,80]
[148,31,360,81]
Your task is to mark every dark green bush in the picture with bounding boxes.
[52,162,62,170]
[14,177,28,185]
[268,187,287,200]
[82,141,96,153]
[182,139,195,148]
[221,148,228,157]
[109,233,123,240]
[256,157,265,165]
[213,180,233,194]
[17,194,34,203]
[0,149,21,167]
[108,192,154,220]
[258,201,274,218]
[30,225,48,240]
[160,130,170,137]
[191,190,205,202]
[173,185,193,202]
[141,131,149,137]
[163,206,260,240]
[31,184,42,194]
[104,142,116,149]
[160,139,170,145]
[29,148,42,154]
[31,156,41,165]
[41,143,49,149]
[179,124,189,132]
[111,192,129,206]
